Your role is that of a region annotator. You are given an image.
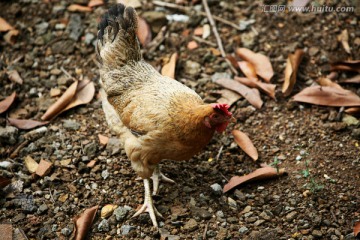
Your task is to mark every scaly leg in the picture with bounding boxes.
[151,165,175,195]
[132,179,162,228]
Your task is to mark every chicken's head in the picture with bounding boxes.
[204,103,233,133]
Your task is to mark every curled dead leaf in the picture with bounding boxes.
[137,17,152,47]
[67,4,92,12]
[217,89,242,106]
[0,92,16,114]
[74,206,99,240]
[223,166,286,193]
[354,221,360,238]
[7,70,23,84]
[282,49,304,96]
[161,53,177,79]
[4,29,19,45]
[330,60,360,73]
[0,176,11,189]
[0,17,14,32]
[235,77,276,99]
[316,77,343,90]
[59,81,95,114]
[337,29,351,54]
[340,74,360,84]
[232,130,258,161]
[7,118,49,130]
[215,78,263,109]
[225,55,240,70]
[238,61,257,79]
[293,86,360,107]
[236,48,274,82]
[345,107,360,115]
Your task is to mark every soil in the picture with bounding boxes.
[0,0,360,240]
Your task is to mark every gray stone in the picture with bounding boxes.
[61,227,72,237]
[38,204,48,214]
[0,126,18,144]
[211,72,231,82]
[342,114,359,126]
[35,22,49,35]
[63,120,80,130]
[114,206,129,221]
[312,229,323,238]
[190,207,212,220]
[84,33,95,45]
[210,183,222,194]
[83,142,97,157]
[98,219,109,232]
[239,19,255,31]
[120,224,135,235]
[239,226,249,233]
[183,218,198,231]
[286,211,297,221]
[352,128,360,139]
[184,60,201,77]
[66,14,84,41]
[101,169,110,179]
[52,39,75,55]
[106,138,122,155]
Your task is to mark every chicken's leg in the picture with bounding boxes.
[151,165,175,195]
[132,178,163,228]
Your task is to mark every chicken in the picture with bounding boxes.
[96,4,233,228]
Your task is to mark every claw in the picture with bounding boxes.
[151,165,175,195]
[132,179,162,228]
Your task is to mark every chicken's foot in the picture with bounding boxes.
[132,178,163,228]
[151,165,175,195]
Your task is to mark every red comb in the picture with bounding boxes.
[211,103,232,116]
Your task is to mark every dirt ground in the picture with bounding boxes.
[0,0,360,239]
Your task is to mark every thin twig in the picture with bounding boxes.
[202,220,210,240]
[202,0,238,75]
[219,172,229,182]
[48,187,56,204]
[152,0,241,31]
[60,66,76,81]
[192,35,217,47]
[10,140,29,158]
[216,145,224,161]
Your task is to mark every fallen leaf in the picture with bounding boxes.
[67,4,92,12]
[354,221,360,238]
[226,55,240,70]
[101,204,118,219]
[282,49,304,96]
[316,77,343,90]
[330,60,360,72]
[35,159,53,177]
[235,76,276,99]
[232,130,258,161]
[238,61,257,79]
[345,107,360,115]
[88,0,104,7]
[215,78,263,109]
[59,81,95,114]
[187,41,198,50]
[87,160,97,168]
[202,24,210,39]
[74,206,99,240]
[223,166,286,193]
[293,86,360,107]
[7,70,23,84]
[4,29,19,45]
[98,134,109,146]
[24,156,38,173]
[0,176,11,189]
[337,29,351,54]
[7,118,49,130]
[194,27,203,36]
[340,74,360,84]
[0,17,14,32]
[136,17,152,47]
[0,92,16,114]
[161,53,177,79]
[217,89,242,106]
[41,81,78,120]
[236,48,274,82]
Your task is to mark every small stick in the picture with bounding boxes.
[48,187,56,204]
[192,35,217,47]
[202,0,238,75]
[216,145,224,161]
[202,220,210,240]
[60,66,76,81]
[152,0,241,31]
[10,140,29,158]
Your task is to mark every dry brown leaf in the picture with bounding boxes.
[236,48,274,82]
[217,89,242,106]
[0,176,11,189]
[293,86,360,107]
[74,206,99,240]
[24,156,38,173]
[161,53,177,79]
[59,81,95,114]
[8,118,49,130]
[238,61,257,79]
[7,70,23,84]
[35,159,53,177]
[88,0,104,7]
[316,77,343,90]
[136,17,152,47]
[101,204,118,219]
[0,92,16,114]
[226,55,240,70]
[232,130,258,161]
[354,221,360,238]
[215,78,263,109]
[0,17,14,32]
[282,49,304,96]
[337,29,351,54]
[223,166,286,193]
[67,4,92,12]
[330,60,360,72]
[41,81,78,120]
[187,41,198,50]
[345,107,360,115]
[235,77,276,99]
[340,74,360,84]
[4,29,19,45]
[98,134,109,146]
